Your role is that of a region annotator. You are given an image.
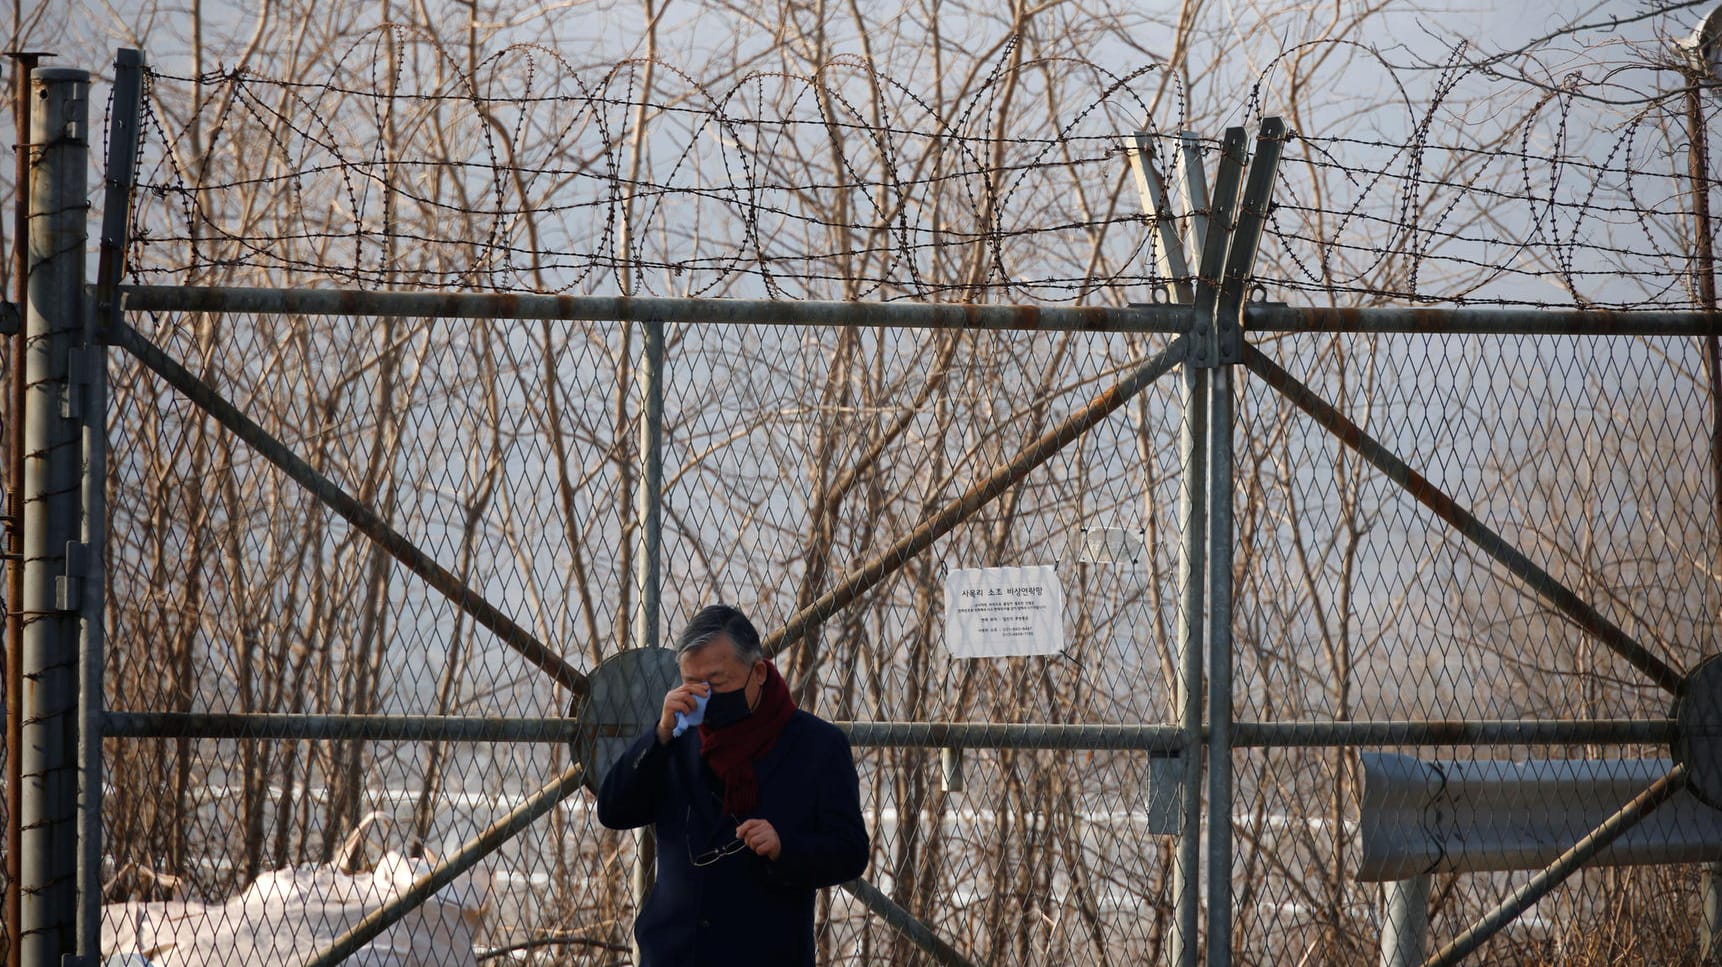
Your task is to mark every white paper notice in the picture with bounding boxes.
[944,566,1065,658]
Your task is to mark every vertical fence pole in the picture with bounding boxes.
[1685,50,1722,967]
[631,317,665,962]
[1379,875,1429,967]
[1686,58,1722,538]
[1172,362,1207,967]
[1204,364,1235,967]
[1203,119,1280,967]
[1687,66,1722,951]
[21,65,89,967]
[5,48,45,967]
[635,317,664,651]
[85,47,143,960]
[1187,125,1248,967]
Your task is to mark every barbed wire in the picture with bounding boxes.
[123,31,1719,310]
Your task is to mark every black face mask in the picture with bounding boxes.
[703,684,753,729]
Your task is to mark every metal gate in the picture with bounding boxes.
[7,49,1722,967]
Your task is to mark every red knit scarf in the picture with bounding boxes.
[698,660,796,815]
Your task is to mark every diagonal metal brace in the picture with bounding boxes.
[841,876,979,967]
[111,319,589,696]
[762,335,1189,659]
[304,762,589,967]
[1422,763,1689,966]
[1243,343,1684,696]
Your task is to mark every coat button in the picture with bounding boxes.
[699,918,711,928]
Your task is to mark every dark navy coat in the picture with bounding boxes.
[596,710,870,967]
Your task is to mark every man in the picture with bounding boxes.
[597,604,869,966]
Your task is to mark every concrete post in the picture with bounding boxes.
[20,65,90,967]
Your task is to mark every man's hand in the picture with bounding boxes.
[736,818,781,861]
[656,682,711,745]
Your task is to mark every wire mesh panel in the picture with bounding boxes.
[1234,331,1710,726]
[103,308,607,956]
[1229,330,1717,966]
[103,296,1191,964]
[43,4,1722,963]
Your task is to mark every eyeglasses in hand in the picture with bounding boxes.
[691,836,748,867]
[686,807,747,867]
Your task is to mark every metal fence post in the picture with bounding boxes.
[1205,364,1236,967]
[6,47,47,967]
[1379,875,1429,967]
[21,65,90,967]
[1685,21,1722,960]
[86,47,144,961]
[635,316,663,652]
[636,318,666,963]
[1187,125,1248,967]
[1133,121,1209,967]
[631,317,665,964]
[1172,362,1207,967]
[1205,119,1281,967]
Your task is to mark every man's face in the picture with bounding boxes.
[679,635,764,706]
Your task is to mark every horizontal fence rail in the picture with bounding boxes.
[119,285,1722,336]
[120,286,1185,333]
[103,713,1678,749]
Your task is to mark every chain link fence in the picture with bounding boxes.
[99,298,1192,963]
[3,20,1721,963]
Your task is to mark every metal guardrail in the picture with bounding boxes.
[1360,754,1722,967]
[1359,753,1722,880]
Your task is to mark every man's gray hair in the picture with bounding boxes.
[675,604,764,663]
